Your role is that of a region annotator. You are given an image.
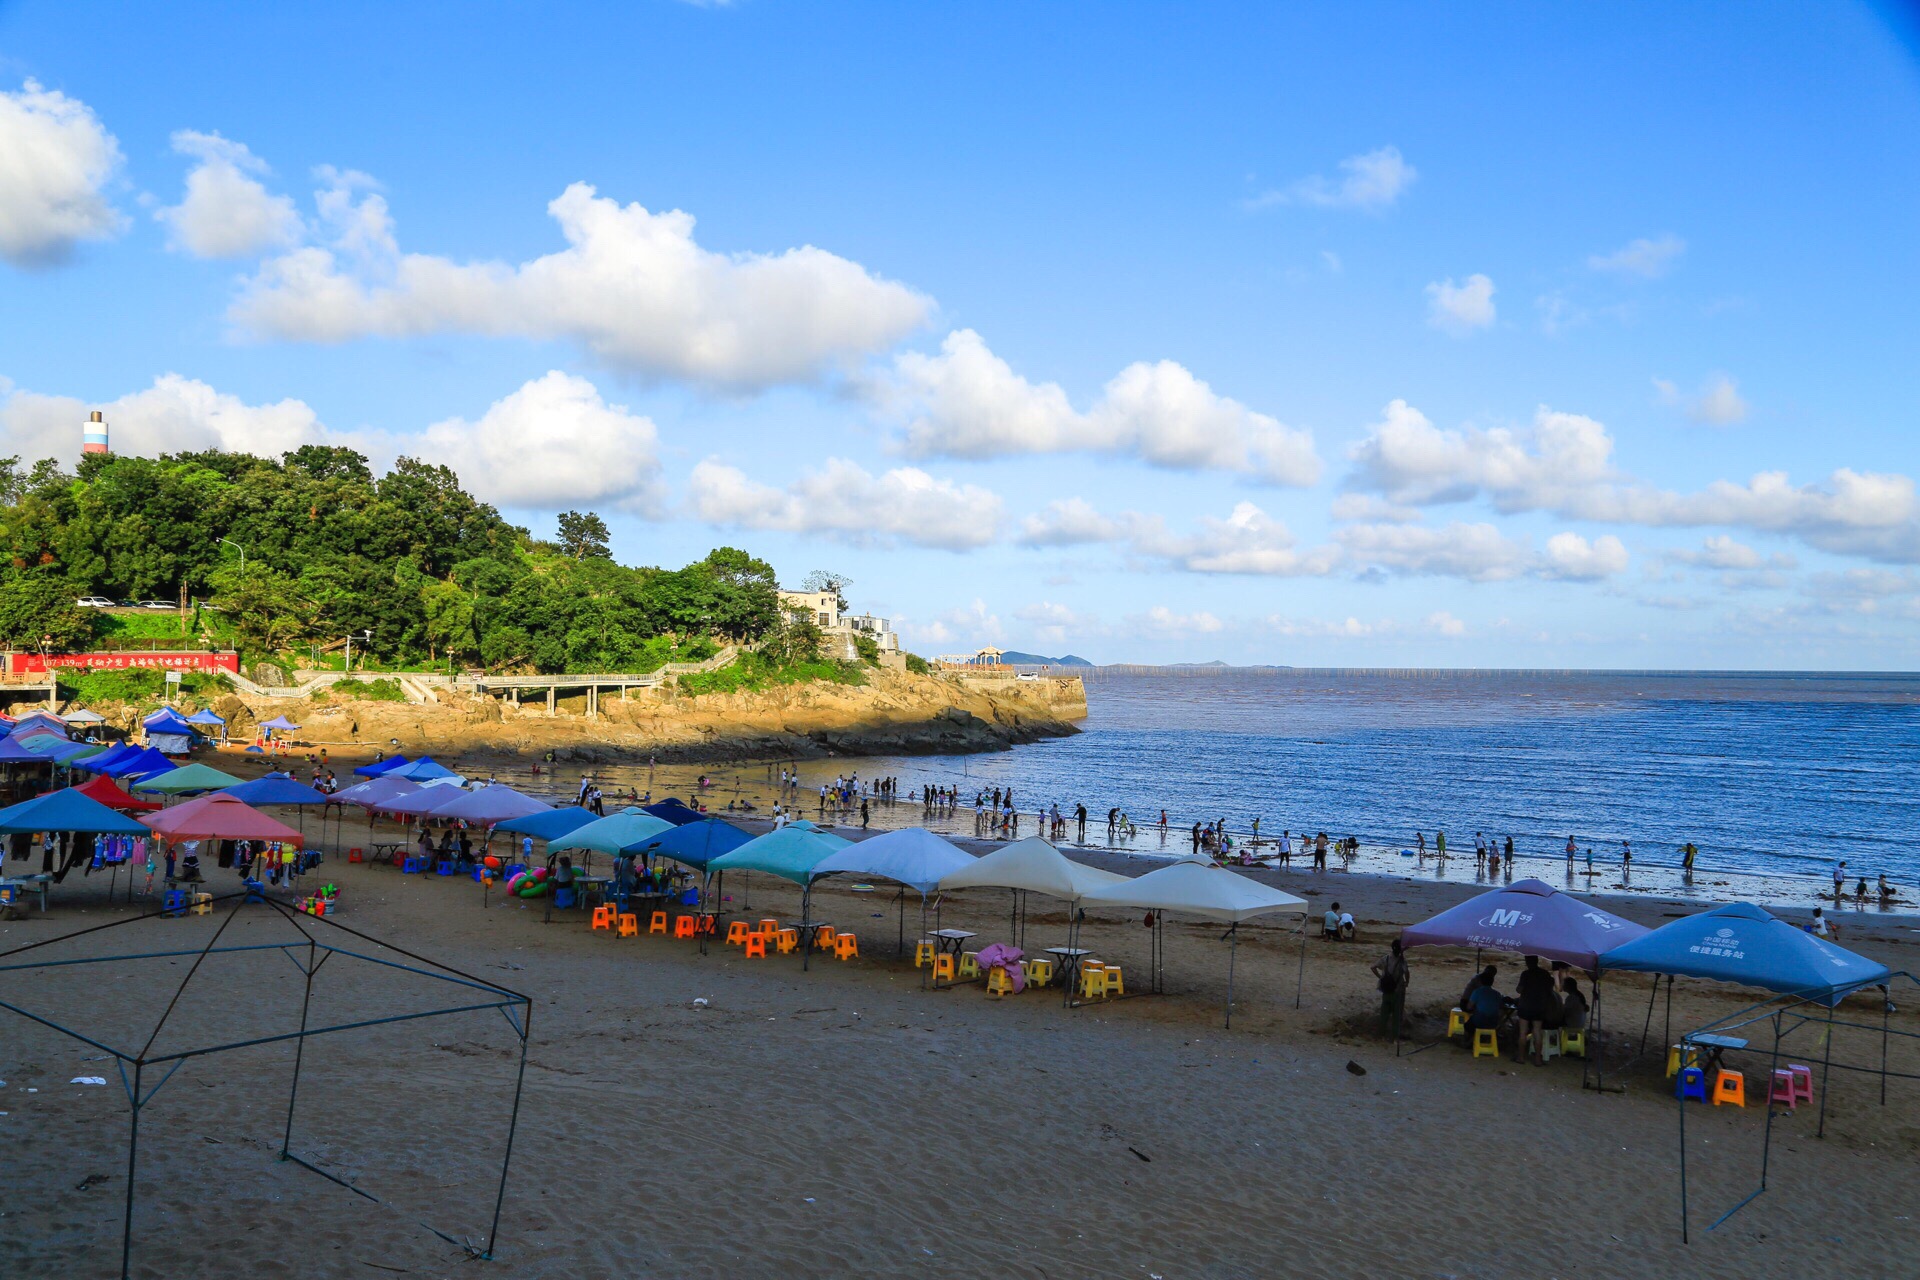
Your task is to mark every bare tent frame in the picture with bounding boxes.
[0,892,533,1280]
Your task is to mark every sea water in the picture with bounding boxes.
[808,669,1920,908]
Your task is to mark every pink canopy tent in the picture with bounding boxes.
[1399,878,1648,973]
[140,793,305,846]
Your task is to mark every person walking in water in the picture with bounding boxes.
[1565,835,1577,869]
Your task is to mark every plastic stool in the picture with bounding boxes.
[673,915,697,939]
[725,920,750,946]
[1539,1028,1561,1062]
[434,861,456,876]
[348,847,364,864]
[1666,1043,1704,1078]
[813,926,837,952]
[697,913,717,935]
[1101,964,1125,997]
[1447,1007,1467,1038]
[932,953,956,983]
[190,893,213,916]
[617,913,639,938]
[1713,1069,1746,1108]
[1561,1029,1587,1059]
[914,940,935,968]
[649,910,669,935]
[834,932,858,960]
[1787,1064,1814,1103]
[986,966,1013,997]
[758,918,779,937]
[1079,965,1109,1000]
[1024,958,1054,988]
[776,927,799,954]
[591,905,615,932]
[1770,1068,1797,1110]
[958,951,981,980]
[402,857,425,874]
[1676,1066,1708,1102]
[1471,1028,1499,1059]
[744,933,768,959]
[164,889,188,917]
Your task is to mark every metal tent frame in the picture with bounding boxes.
[0,892,533,1279]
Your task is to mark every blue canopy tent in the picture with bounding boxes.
[353,755,411,778]
[103,746,178,781]
[77,743,137,774]
[707,826,854,970]
[0,735,55,764]
[642,798,705,826]
[639,817,752,871]
[1601,902,1891,1007]
[12,712,69,737]
[141,707,195,755]
[185,708,226,742]
[221,774,332,807]
[386,756,462,783]
[0,786,156,896]
[494,807,598,843]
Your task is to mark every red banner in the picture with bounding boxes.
[8,651,241,674]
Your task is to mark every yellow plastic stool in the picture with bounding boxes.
[648,910,669,935]
[913,940,935,968]
[776,927,799,954]
[1665,1043,1701,1078]
[1713,1069,1746,1108]
[1471,1028,1499,1058]
[1079,964,1109,1000]
[1101,964,1125,997]
[834,932,858,961]
[1024,958,1054,988]
[986,967,1014,997]
[1447,1007,1467,1037]
[931,953,956,983]
[1562,1029,1588,1059]
[958,951,981,980]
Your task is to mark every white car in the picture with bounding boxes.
[76,596,115,608]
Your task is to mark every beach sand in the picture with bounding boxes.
[4,754,1919,1278]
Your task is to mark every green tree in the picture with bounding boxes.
[555,510,611,560]
[0,574,94,650]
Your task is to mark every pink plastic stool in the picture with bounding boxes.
[1787,1064,1814,1104]
[1770,1068,1796,1110]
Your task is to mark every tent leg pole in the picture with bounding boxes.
[1225,925,1237,1030]
[1817,1002,1836,1139]
[121,1059,143,1280]
[801,883,811,972]
[1882,986,1892,1107]
[1640,974,1659,1056]
[1759,1010,1784,1191]
[1664,974,1673,1054]
[280,938,318,1158]
[1294,911,1307,1009]
[1678,1040,1690,1245]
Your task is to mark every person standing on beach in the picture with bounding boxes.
[1415,831,1426,857]
[1075,803,1087,842]
[1474,833,1486,872]
[1435,829,1447,860]
[1503,835,1514,865]
[1371,939,1410,1040]
[1278,830,1292,865]
[860,798,870,828]
[1833,860,1848,903]
[1682,842,1698,871]
[1565,835,1577,869]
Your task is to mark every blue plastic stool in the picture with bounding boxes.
[1676,1066,1708,1102]
[472,865,487,882]
[553,887,577,910]
[434,860,456,876]
[504,864,527,881]
[243,878,267,904]
[402,857,425,874]
[163,889,188,917]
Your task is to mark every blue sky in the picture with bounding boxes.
[3,2,1918,667]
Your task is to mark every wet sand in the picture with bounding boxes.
[3,748,1918,1278]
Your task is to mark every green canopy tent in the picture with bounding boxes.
[707,826,852,970]
[132,763,245,796]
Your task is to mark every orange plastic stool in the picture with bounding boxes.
[725,920,750,946]
[1713,1069,1746,1108]
[743,933,768,959]
[696,914,717,935]
[834,932,858,961]
[776,928,799,954]
[617,913,639,938]
[591,905,615,932]
[986,966,1014,997]
[672,915,697,939]
[757,917,779,937]
[813,926,838,951]
[648,910,669,935]
[931,953,956,983]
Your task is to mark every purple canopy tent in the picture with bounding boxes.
[1400,879,1650,1084]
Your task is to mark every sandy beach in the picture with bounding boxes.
[4,750,1918,1280]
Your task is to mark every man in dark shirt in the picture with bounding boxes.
[1513,954,1558,1066]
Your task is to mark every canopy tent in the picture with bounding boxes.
[330,775,424,808]
[220,775,331,807]
[424,784,551,827]
[1399,878,1649,973]
[353,754,411,778]
[378,787,477,818]
[1600,902,1891,1007]
[100,746,176,780]
[134,763,245,795]
[642,798,705,826]
[13,711,68,735]
[1081,863,1309,1027]
[0,787,153,835]
[74,773,161,812]
[257,715,300,735]
[61,708,106,725]
[811,827,975,894]
[707,825,851,884]
[141,793,304,845]
[185,708,225,727]
[494,806,599,843]
[0,735,56,764]
[385,756,461,783]
[636,817,752,871]
[27,737,106,765]
[140,707,195,753]
[938,836,1130,901]
[546,808,677,856]
[76,743,137,773]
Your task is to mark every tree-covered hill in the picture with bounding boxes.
[0,446,802,674]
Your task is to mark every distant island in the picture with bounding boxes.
[999,650,1094,666]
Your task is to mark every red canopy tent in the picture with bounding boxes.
[73,774,162,813]
[140,793,304,845]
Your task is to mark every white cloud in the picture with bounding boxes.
[1013,600,1091,646]
[887,329,1320,485]
[1656,373,1748,426]
[1667,535,1765,571]
[0,79,124,266]
[1132,502,1342,576]
[687,457,1000,550]
[1425,274,1496,336]
[1425,610,1467,636]
[419,372,662,513]
[1589,233,1686,279]
[1,374,324,459]
[1267,614,1377,638]
[1017,497,1125,547]
[1344,398,1920,564]
[1329,493,1421,523]
[1132,606,1225,636]
[903,598,1005,650]
[231,180,931,390]
[1542,532,1629,581]
[156,131,302,259]
[1250,146,1417,212]
[1336,520,1533,582]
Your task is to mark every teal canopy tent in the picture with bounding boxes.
[133,763,245,795]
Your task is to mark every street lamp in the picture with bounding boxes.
[219,538,246,574]
[344,629,373,672]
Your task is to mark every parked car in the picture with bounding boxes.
[141,600,175,610]
[76,596,115,608]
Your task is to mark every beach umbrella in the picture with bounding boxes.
[142,793,305,845]
[642,798,705,826]
[1081,863,1309,1026]
[547,808,677,856]
[354,754,411,778]
[495,806,599,842]
[74,773,161,813]
[426,784,551,826]
[1399,878,1648,974]
[133,763,246,795]
[0,787,152,836]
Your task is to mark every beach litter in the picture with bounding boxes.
[1346,1061,1367,1076]
[72,1077,108,1085]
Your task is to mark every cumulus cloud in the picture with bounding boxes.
[903,598,1005,649]
[1425,274,1496,336]
[1013,600,1090,646]
[1665,535,1771,571]
[1426,610,1468,636]
[0,79,125,266]
[1249,146,1417,212]
[1589,233,1686,279]
[419,372,662,513]
[1017,497,1126,547]
[687,457,999,550]
[1344,397,1920,563]
[1,374,324,459]
[1542,532,1629,581]
[1655,373,1748,426]
[886,329,1320,485]
[157,131,303,259]
[231,180,931,391]
[1336,520,1534,582]
[1132,502,1342,576]
[1132,606,1225,636]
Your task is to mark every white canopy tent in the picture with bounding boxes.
[1080,863,1309,1027]
[937,835,1131,962]
[810,827,977,956]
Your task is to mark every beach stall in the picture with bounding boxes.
[74,743,137,774]
[707,826,852,969]
[75,773,161,812]
[141,793,305,846]
[546,808,677,858]
[937,835,1129,960]
[134,763,245,796]
[495,806,599,844]
[353,754,412,778]
[384,756,463,784]
[428,784,551,827]
[141,707,196,755]
[638,817,752,873]
[0,787,154,903]
[99,745,177,782]
[810,827,976,957]
[221,774,332,845]
[256,715,300,748]
[1079,863,1308,1027]
[185,708,226,742]
[642,798,705,826]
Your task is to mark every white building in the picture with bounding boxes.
[778,589,902,664]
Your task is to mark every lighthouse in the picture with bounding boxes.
[83,410,109,456]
